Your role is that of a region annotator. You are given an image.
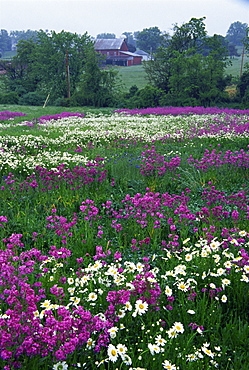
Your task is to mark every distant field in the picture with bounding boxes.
[0,50,17,59]
[226,54,249,78]
[113,65,149,91]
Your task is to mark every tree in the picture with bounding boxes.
[10,30,38,47]
[0,29,12,53]
[71,48,120,107]
[136,26,163,53]
[226,21,248,47]
[5,30,93,102]
[169,17,207,54]
[143,18,229,107]
[96,33,116,39]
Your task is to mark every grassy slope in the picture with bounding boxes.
[113,65,149,91]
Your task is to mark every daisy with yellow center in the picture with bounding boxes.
[117,343,128,358]
[177,281,189,292]
[202,346,215,358]
[167,327,178,339]
[173,322,184,333]
[107,344,118,362]
[132,299,148,317]
[87,292,98,301]
[40,300,51,309]
[162,359,177,369]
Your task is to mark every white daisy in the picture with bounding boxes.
[148,343,161,355]
[107,344,118,362]
[108,326,119,338]
[53,361,68,370]
[87,292,98,301]
[162,359,177,369]
[221,294,227,303]
[117,343,128,358]
[155,334,166,346]
[132,299,148,317]
[173,322,184,333]
[165,285,173,296]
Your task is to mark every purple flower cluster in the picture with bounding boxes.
[114,106,249,116]
[0,111,27,121]
[187,148,249,170]
[140,146,181,176]
[79,186,249,251]
[46,209,78,244]
[0,242,121,367]
[39,112,85,123]
[3,157,107,193]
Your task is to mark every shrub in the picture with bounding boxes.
[18,91,46,106]
[0,91,19,104]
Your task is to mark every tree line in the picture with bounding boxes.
[0,19,248,108]
[0,21,247,56]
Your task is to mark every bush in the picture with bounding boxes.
[0,91,19,104]
[18,91,46,106]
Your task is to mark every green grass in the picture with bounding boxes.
[0,104,114,121]
[113,64,149,91]
[0,50,17,59]
[226,55,249,78]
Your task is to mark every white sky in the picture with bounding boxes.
[0,0,248,38]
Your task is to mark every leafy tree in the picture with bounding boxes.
[71,48,120,107]
[10,30,38,46]
[237,70,249,103]
[168,17,207,54]
[136,26,163,53]
[4,30,93,102]
[96,33,116,39]
[143,18,230,107]
[0,29,12,53]
[226,21,248,47]
[237,29,249,106]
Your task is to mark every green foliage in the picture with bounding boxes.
[169,17,207,54]
[72,49,121,107]
[18,91,46,106]
[0,91,19,104]
[226,21,248,47]
[0,29,12,52]
[237,69,249,106]
[3,30,93,103]
[96,33,116,39]
[144,17,230,107]
[136,26,164,53]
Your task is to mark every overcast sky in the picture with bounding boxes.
[0,0,248,38]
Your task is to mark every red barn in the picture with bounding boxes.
[94,38,142,66]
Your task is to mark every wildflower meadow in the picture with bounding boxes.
[0,107,249,370]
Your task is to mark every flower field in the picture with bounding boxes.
[0,107,249,370]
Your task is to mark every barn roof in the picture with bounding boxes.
[94,38,126,50]
[120,51,143,57]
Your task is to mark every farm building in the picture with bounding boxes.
[94,38,143,66]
